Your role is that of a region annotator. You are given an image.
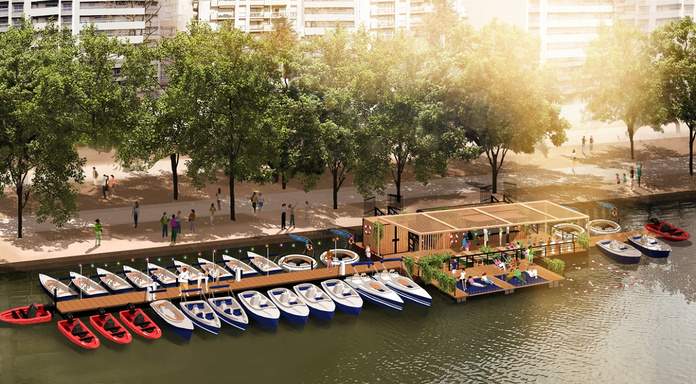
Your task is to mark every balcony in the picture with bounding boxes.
[249,11,263,18]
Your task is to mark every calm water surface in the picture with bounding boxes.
[1,200,695,384]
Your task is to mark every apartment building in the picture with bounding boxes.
[618,0,695,32]
[0,0,190,43]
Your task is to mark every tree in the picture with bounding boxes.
[0,21,84,238]
[450,20,568,193]
[580,22,665,160]
[163,23,283,220]
[651,17,696,176]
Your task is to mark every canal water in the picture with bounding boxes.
[1,200,695,383]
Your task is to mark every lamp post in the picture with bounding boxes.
[78,263,83,300]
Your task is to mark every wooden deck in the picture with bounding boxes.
[56,261,402,315]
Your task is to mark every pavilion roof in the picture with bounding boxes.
[368,201,589,235]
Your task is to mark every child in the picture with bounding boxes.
[616,173,620,184]
[623,173,627,183]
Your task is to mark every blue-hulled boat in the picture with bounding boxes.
[179,292,221,335]
[222,255,257,278]
[372,266,432,307]
[246,252,283,275]
[627,234,671,258]
[238,290,280,327]
[95,268,133,293]
[321,279,362,316]
[207,291,248,331]
[293,283,335,320]
[345,267,403,311]
[69,272,110,298]
[150,299,194,340]
[147,263,178,287]
[596,239,642,264]
[267,288,310,324]
[38,274,78,301]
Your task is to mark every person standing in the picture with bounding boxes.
[637,163,643,188]
[581,136,586,155]
[160,212,168,238]
[326,251,333,273]
[365,244,371,260]
[216,188,222,211]
[571,149,576,171]
[251,192,258,213]
[102,174,109,199]
[176,210,182,234]
[629,166,635,191]
[304,201,310,221]
[281,203,287,230]
[94,219,103,247]
[170,214,179,243]
[108,175,116,197]
[178,269,190,296]
[132,201,139,228]
[188,209,196,233]
[616,173,620,184]
[589,135,594,153]
[257,193,264,212]
[92,167,99,186]
[288,203,296,229]
[209,203,216,227]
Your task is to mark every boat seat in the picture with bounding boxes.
[26,304,37,319]
[104,317,117,332]
[333,284,343,295]
[133,313,147,326]
[71,322,87,337]
[279,292,290,304]
[306,287,316,298]
[250,295,260,307]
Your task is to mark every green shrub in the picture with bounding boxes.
[542,257,565,275]
[577,232,590,250]
[403,256,415,276]
[372,222,384,244]
[435,271,457,293]
[418,258,436,285]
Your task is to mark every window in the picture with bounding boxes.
[13,4,23,12]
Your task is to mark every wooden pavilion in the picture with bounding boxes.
[362,201,590,256]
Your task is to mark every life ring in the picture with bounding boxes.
[348,236,355,245]
[364,224,372,235]
[306,243,313,252]
[611,209,618,217]
[449,233,459,244]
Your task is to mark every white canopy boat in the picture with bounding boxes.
[207,291,249,331]
[150,299,194,340]
[38,274,78,301]
[279,254,317,272]
[238,290,280,327]
[247,251,283,275]
[345,269,403,311]
[626,234,671,258]
[372,267,432,307]
[122,265,154,291]
[95,268,133,293]
[198,257,234,281]
[293,283,336,320]
[267,287,310,324]
[173,260,204,283]
[179,292,221,335]
[596,239,642,264]
[320,249,359,267]
[69,272,110,298]
[320,279,362,316]
[147,263,178,287]
[222,255,257,278]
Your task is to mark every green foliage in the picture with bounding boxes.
[480,245,492,253]
[417,252,453,289]
[435,271,457,294]
[372,222,385,244]
[403,256,415,276]
[417,257,436,285]
[577,232,591,250]
[542,257,566,275]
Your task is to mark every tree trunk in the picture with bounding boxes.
[490,155,498,194]
[628,124,635,160]
[16,184,23,239]
[395,166,402,201]
[690,125,695,177]
[332,168,338,210]
[170,153,179,200]
[229,163,236,221]
[282,173,286,189]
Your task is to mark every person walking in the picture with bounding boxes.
[178,269,190,296]
[637,163,643,188]
[616,173,620,184]
[365,244,371,260]
[94,219,103,247]
[581,136,586,155]
[571,149,576,171]
[281,203,287,230]
[188,209,196,233]
[209,203,216,227]
[108,175,116,197]
[160,212,168,238]
[216,188,222,211]
[251,192,258,213]
[176,210,182,234]
[257,193,264,212]
[102,174,109,199]
[92,167,99,186]
[170,214,179,243]
[132,201,139,228]
[629,166,635,191]
[589,135,594,153]
[304,201,310,222]
[288,203,296,229]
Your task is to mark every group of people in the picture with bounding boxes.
[615,163,643,191]
[159,209,197,244]
[93,167,116,199]
[280,201,311,230]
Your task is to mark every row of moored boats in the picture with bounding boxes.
[595,218,689,264]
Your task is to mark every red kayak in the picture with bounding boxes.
[645,218,691,242]
[1,303,51,325]
[119,307,162,339]
[58,318,100,349]
[89,312,132,344]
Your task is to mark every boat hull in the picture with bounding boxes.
[345,277,403,311]
[279,255,317,273]
[89,313,132,344]
[0,304,52,325]
[321,280,362,316]
[596,240,642,264]
[58,319,100,349]
[180,301,221,335]
[70,272,110,298]
[122,266,154,291]
[39,274,77,301]
[267,288,310,325]
[150,300,194,340]
[238,291,280,327]
[119,308,162,339]
[208,297,248,331]
[645,221,691,242]
[293,284,335,320]
[627,235,671,258]
[247,252,283,275]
